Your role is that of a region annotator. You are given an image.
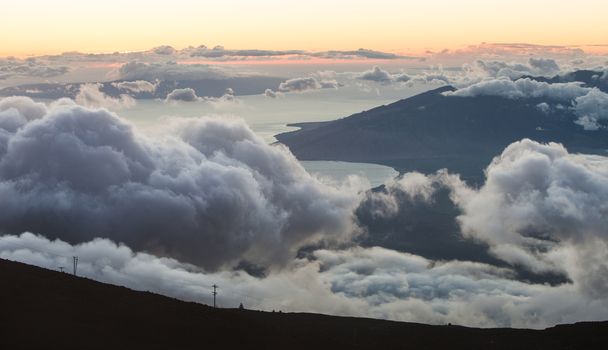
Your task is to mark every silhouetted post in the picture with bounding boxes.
[59,267,64,273]
[73,256,78,276]
[212,284,218,308]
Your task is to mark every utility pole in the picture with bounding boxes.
[59,267,64,273]
[73,256,78,276]
[212,284,218,308]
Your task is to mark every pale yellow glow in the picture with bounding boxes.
[2,0,607,56]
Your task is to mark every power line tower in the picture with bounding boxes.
[73,256,78,276]
[212,284,218,308]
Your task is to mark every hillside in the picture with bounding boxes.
[1,258,606,349]
[276,74,608,181]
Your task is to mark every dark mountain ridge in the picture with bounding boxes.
[2,258,607,349]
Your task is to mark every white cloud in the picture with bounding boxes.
[111,80,157,93]
[356,66,393,83]
[444,77,591,100]
[450,140,608,291]
[277,77,339,93]
[264,88,280,98]
[75,83,135,109]
[572,88,608,130]
[164,87,200,102]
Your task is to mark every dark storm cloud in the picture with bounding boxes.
[0,97,361,270]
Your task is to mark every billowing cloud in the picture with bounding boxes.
[165,87,200,102]
[444,77,608,129]
[165,87,240,107]
[264,88,280,98]
[528,58,560,74]
[277,77,339,93]
[0,97,362,270]
[356,66,393,83]
[151,45,177,55]
[452,139,608,283]
[476,58,561,79]
[111,80,157,93]
[355,66,428,85]
[444,77,590,100]
[572,88,608,130]
[74,83,135,109]
[372,139,608,289]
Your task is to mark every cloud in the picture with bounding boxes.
[0,57,69,80]
[117,61,230,81]
[476,58,561,79]
[444,77,591,100]
[74,83,135,109]
[356,66,393,83]
[3,233,608,329]
[371,140,608,292]
[312,48,417,60]
[0,97,363,270]
[355,66,438,85]
[444,76,608,129]
[264,89,280,98]
[277,77,339,93]
[151,45,177,55]
[528,58,560,74]
[572,88,608,130]
[189,47,305,59]
[165,87,201,102]
[164,87,241,107]
[111,80,157,93]
[448,140,608,296]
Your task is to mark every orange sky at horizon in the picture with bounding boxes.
[2,0,607,57]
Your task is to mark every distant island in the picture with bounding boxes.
[276,70,608,182]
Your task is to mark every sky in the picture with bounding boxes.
[2,0,608,56]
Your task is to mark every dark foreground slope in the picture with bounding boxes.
[277,78,608,181]
[1,258,606,350]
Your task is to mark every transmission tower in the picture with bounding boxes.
[73,256,78,276]
[212,284,218,308]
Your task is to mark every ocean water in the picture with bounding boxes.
[300,160,397,188]
[117,90,409,187]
